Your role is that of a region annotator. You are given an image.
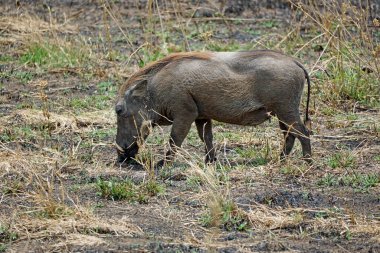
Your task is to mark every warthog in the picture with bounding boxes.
[115,50,311,167]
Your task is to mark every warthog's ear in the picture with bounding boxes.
[127,81,147,98]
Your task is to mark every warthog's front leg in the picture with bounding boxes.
[195,119,216,163]
[155,117,196,169]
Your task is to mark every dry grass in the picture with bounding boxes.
[0,109,114,134]
[0,13,77,46]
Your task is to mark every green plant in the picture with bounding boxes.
[20,42,90,69]
[317,173,338,187]
[89,128,115,141]
[2,180,24,195]
[317,172,379,191]
[244,27,261,36]
[332,67,379,107]
[280,165,307,176]
[0,125,37,142]
[0,243,7,253]
[186,175,203,189]
[69,95,111,111]
[143,180,165,196]
[201,200,249,231]
[315,211,329,219]
[215,131,242,143]
[327,152,356,169]
[235,145,270,166]
[96,81,117,95]
[96,178,137,201]
[340,173,379,191]
[261,20,278,28]
[0,224,18,244]
[221,201,249,231]
[138,47,166,67]
[205,41,241,52]
[13,71,34,83]
[96,178,164,203]
[0,55,13,62]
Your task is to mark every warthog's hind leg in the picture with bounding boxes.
[278,117,311,163]
[279,121,296,159]
[195,119,216,163]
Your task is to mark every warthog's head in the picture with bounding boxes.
[115,83,150,163]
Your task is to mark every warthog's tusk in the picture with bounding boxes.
[114,142,125,153]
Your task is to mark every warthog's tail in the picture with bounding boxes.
[294,61,311,127]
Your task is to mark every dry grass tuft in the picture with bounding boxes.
[0,14,77,45]
[1,213,143,251]
[0,109,114,135]
[52,234,108,249]
[246,202,380,238]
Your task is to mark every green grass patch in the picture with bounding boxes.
[88,128,115,141]
[145,133,166,145]
[0,224,18,247]
[327,152,356,169]
[201,200,249,231]
[280,164,308,176]
[0,54,13,63]
[0,70,34,84]
[186,175,203,190]
[341,174,379,191]
[317,173,379,191]
[319,63,380,107]
[0,125,37,142]
[20,42,90,69]
[244,27,261,36]
[205,41,241,52]
[69,95,112,111]
[317,173,339,187]
[260,20,279,28]
[96,178,165,203]
[13,71,34,83]
[335,68,379,107]
[138,48,166,68]
[2,179,24,195]
[215,131,242,143]
[0,244,6,253]
[96,81,117,96]
[235,146,269,166]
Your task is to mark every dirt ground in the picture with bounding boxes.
[0,1,379,252]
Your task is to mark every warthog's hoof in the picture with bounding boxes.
[302,155,312,164]
[154,160,165,170]
[205,156,217,164]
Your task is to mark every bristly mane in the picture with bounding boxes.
[119,52,212,95]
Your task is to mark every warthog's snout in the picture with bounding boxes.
[115,103,123,115]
